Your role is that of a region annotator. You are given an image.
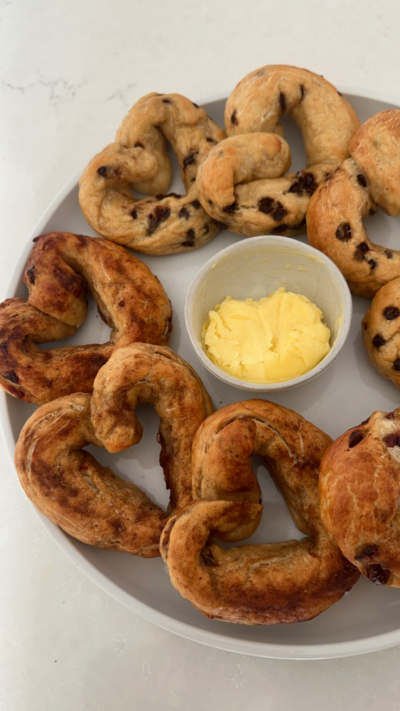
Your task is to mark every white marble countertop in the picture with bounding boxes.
[2,1,400,708]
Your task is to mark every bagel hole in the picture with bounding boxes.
[217,455,304,549]
[85,403,169,511]
[279,116,307,175]
[366,209,400,249]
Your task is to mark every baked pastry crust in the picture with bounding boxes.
[0,232,172,403]
[79,93,226,255]
[161,400,359,625]
[217,65,360,236]
[91,343,214,511]
[362,276,400,386]
[320,408,400,587]
[14,344,213,556]
[307,111,400,298]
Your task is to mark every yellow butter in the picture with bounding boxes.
[202,288,331,383]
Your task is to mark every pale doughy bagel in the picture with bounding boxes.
[0,232,172,403]
[362,277,400,387]
[79,93,226,255]
[14,344,213,556]
[307,111,400,298]
[161,400,359,625]
[320,408,400,587]
[219,65,360,236]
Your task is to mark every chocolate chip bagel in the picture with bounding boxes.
[320,408,400,587]
[307,110,400,298]
[79,93,226,255]
[219,65,360,236]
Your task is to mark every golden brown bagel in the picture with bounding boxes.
[319,408,400,587]
[79,93,226,255]
[307,111,400,298]
[0,232,172,403]
[362,277,400,386]
[161,400,359,625]
[220,65,359,236]
[91,343,214,511]
[14,345,213,556]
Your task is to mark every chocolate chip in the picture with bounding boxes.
[97,166,109,177]
[134,141,144,148]
[383,432,400,448]
[97,166,120,179]
[190,200,201,209]
[214,221,227,230]
[356,242,369,254]
[201,547,218,566]
[131,209,138,219]
[279,92,286,112]
[258,197,274,214]
[273,224,288,233]
[304,172,316,191]
[208,199,214,206]
[383,306,400,320]
[26,265,35,284]
[349,429,364,448]
[178,207,190,220]
[147,205,171,234]
[335,222,352,241]
[288,181,301,193]
[355,544,379,561]
[372,334,386,349]
[354,248,366,262]
[394,359,400,371]
[368,259,377,270]
[387,411,397,420]
[231,110,239,126]
[185,228,195,242]
[183,154,196,168]
[0,370,19,384]
[181,240,195,247]
[360,416,370,425]
[367,564,390,585]
[162,98,171,104]
[299,84,305,100]
[206,137,216,143]
[164,192,182,199]
[223,202,238,214]
[385,250,393,259]
[357,173,367,187]
[118,300,125,307]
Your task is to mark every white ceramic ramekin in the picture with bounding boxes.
[185,235,352,391]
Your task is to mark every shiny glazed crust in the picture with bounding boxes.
[319,408,400,587]
[14,345,213,556]
[307,110,400,298]
[362,277,400,387]
[0,232,172,403]
[79,93,226,255]
[161,400,359,625]
[91,343,214,511]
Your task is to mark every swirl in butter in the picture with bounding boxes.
[202,288,331,383]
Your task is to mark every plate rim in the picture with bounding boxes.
[3,86,400,660]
